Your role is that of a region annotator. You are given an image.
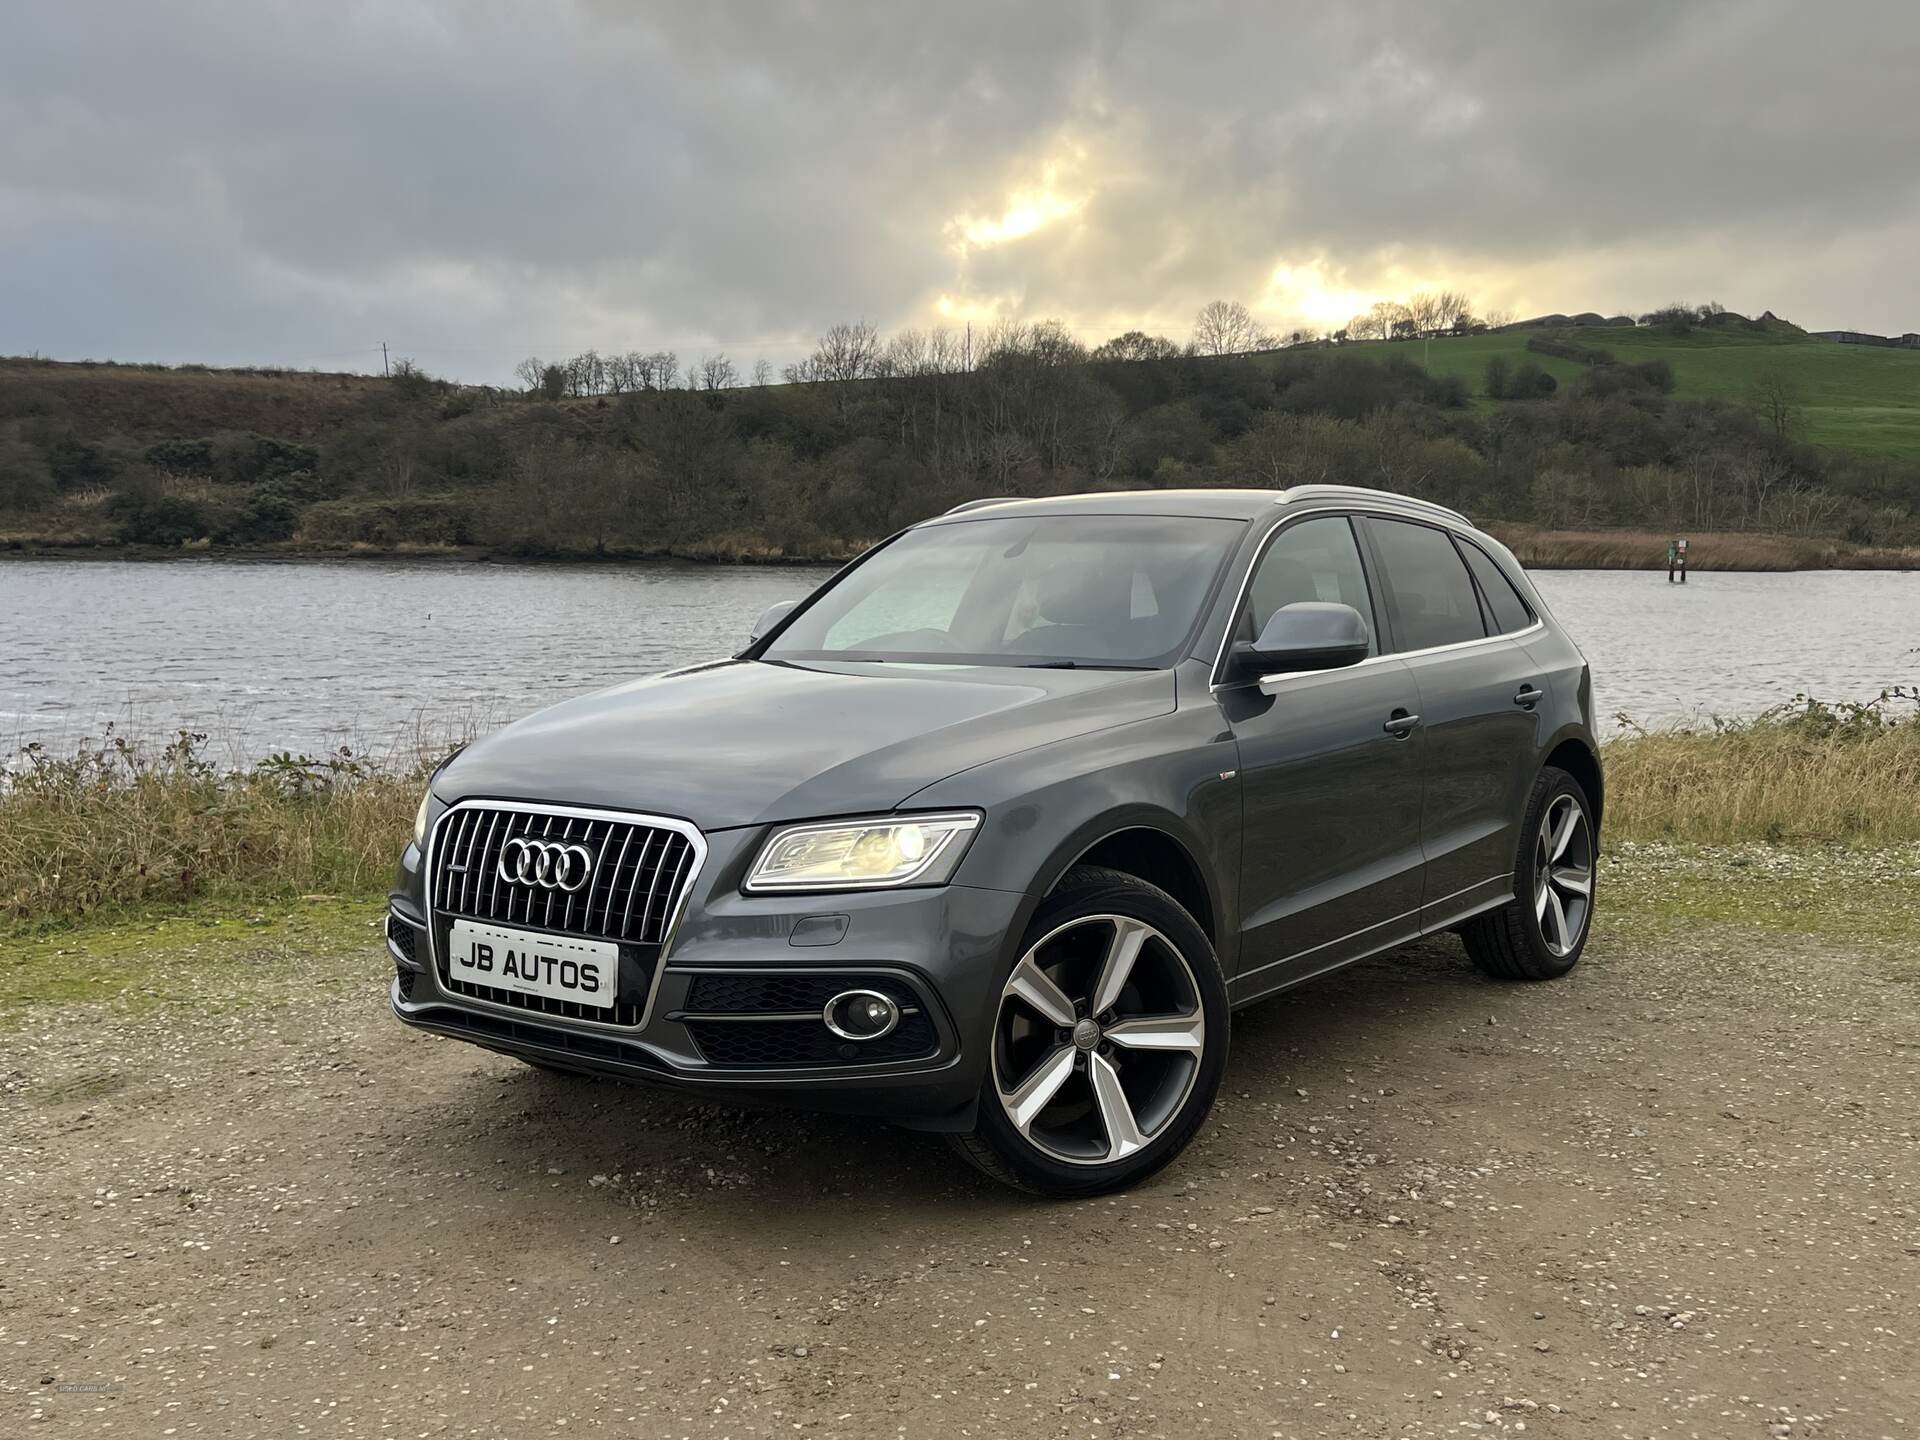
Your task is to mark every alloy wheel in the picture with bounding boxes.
[991,914,1205,1166]
[1534,793,1594,957]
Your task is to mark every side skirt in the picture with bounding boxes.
[1228,886,1514,1011]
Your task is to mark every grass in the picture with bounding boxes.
[3,694,1914,942]
[1341,325,1920,460]
[1,899,380,1027]
[0,356,382,441]
[1602,691,1920,843]
[0,727,434,936]
[1602,841,1920,967]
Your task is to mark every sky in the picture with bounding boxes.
[3,0,1918,384]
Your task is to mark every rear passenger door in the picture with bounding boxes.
[1358,517,1545,927]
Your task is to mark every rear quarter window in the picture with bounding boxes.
[1458,540,1535,635]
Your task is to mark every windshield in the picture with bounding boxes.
[763,513,1244,668]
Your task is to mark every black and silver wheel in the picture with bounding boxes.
[949,865,1228,1195]
[1462,766,1596,981]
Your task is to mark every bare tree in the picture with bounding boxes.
[1407,290,1472,335]
[513,357,546,393]
[1482,307,1516,330]
[806,321,883,383]
[1346,300,1412,341]
[697,353,738,390]
[751,358,772,387]
[1092,330,1182,362]
[1747,367,1805,441]
[1191,300,1274,356]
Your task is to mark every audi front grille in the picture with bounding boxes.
[426,802,702,1028]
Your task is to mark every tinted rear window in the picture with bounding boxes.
[1367,518,1487,652]
[1459,541,1534,635]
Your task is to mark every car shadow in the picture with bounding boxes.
[413,929,1524,1225]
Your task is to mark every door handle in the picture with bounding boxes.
[1513,685,1545,709]
[1382,709,1420,737]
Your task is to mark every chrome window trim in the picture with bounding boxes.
[1256,621,1543,694]
[1209,502,1542,691]
[423,798,708,1034]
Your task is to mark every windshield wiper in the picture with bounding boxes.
[1015,660,1153,670]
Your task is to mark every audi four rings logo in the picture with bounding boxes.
[498,837,595,892]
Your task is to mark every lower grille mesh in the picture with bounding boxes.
[687,1013,937,1068]
[680,972,938,1069]
[684,973,919,1015]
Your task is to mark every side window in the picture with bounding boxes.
[1458,540,1534,635]
[1366,518,1488,652]
[1245,516,1378,654]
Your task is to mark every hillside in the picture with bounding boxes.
[0,358,384,441]
[1339,325,1920,459]
[2,320,1918,565]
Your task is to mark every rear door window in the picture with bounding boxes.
[1365,518,1488,652]
[1457,540,1534,635]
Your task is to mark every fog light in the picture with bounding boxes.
[823,989,901,1041]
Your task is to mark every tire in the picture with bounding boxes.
[947,865,1230,1196]
[1461,766,1596,981]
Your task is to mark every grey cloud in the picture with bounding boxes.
[2,0,1915,382]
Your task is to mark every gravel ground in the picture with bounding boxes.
[4,846,1917,1439]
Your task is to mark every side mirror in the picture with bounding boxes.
[748,599,800,646]
[1237,602,1371,678]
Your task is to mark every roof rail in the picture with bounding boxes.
[942,496,1023,516]
[1276,485,1470,525]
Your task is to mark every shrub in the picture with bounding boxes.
[1526,335,1616,365]
[107,485,214,544]
[296,495,476,546]
[1506,360,1558,399]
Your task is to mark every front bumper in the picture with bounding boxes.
[386,824,1031,1124]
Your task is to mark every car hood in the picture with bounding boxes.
[438,659,1176,831]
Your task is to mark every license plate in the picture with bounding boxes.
[445,919,619,1010]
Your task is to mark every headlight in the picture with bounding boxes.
[745,812,981,892]
[412,789,433,849]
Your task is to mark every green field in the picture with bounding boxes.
[1338,325,1920,459]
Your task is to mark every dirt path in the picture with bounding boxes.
[4,861,1917,1438]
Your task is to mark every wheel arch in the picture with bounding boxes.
[1039,819,1220,949]
[1545,733,1604,833]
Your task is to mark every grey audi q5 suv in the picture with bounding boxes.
[388,486,1601,1194]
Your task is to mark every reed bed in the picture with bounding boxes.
[1492,526,1920,572]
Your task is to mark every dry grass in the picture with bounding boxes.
[0,357,382,440]
[1492,526,1920,572]
[1,729,437,934]
[6,696,1915,934]
[1605,691,1920,843]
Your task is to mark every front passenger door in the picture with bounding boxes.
[1219,515,1427,1000]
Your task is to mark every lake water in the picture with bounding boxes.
[4,557,1916,764]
